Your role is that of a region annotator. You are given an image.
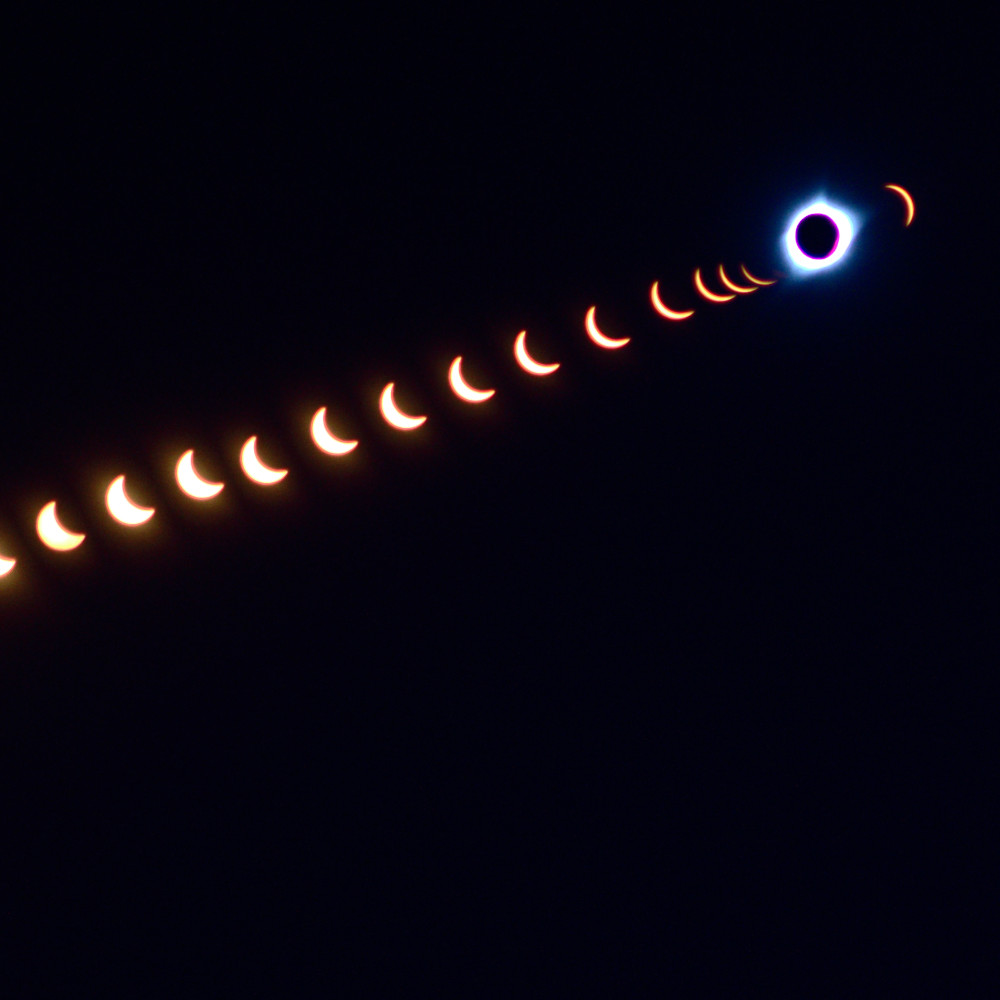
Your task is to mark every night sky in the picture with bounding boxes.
[1,9,995,992]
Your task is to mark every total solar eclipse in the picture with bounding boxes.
[0,184,915,586]
[784,201,855,272]
[796,214,838,258]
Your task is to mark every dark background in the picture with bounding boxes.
[1,8,995,992]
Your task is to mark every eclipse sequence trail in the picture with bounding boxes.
[0,184,916,587]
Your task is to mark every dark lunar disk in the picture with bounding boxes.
[795,213,839,259]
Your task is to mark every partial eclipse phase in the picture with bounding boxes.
[585,306,629,349]
[310,407,358,455]
[240,437,288,486]
[885,184,915,226]
[693,268,736,303]
[513,331,559,375]
[106,475,155,526]
[36,501,86,552]
[650,282,695,320]
[379,383,427,430]
[448,357,495,403]
[176,450,225,500]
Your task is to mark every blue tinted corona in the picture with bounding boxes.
[784,201,855,273]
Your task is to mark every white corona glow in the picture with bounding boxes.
[310,407,359,455]
[379,383,426,430]
[885,184,915,226]
[740,264,776,286]
[448,356,495,403]
[106,475,155,526]
[175,449,225,500]
[240,436,288,485]
[693,267,735,303]
[716,264,756,294]
[784,201,855,272]
[36,501,86,552]
[584,306,629,349]
[0,553,16,577]
[513,331,559,375]
[650,281,695,320]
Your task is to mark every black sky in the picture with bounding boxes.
[1,9,996,992]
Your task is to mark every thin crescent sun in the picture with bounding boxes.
[36,500,86,552]
[585,306,629,349]
[310,407,359,456]
[513,330,559,375]
[693,267,736,303]
[650,281,695,320]
[716,264,757,294]
[448,357,495,403]
[106,475,155,526]
[885,184,915,226]
[0,553,16,578]
[379,382,427,430]
[240,436,288,486]
[740,264,776,286]
[176,449,225,500]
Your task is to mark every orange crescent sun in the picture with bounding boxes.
[106,475,156,526]
[448,357,495,403]
[693,267,735,303]
[240,436,288,486]
[513,331,559,375]
[36,501,86,552]
[885,184,915,226]
[584,306,630,349]
[379,382,427,430]
[716,264,757,294]
[176,449,225,500]
[650,281,695,320]
[310,407,359,455]
[740,264,776,286]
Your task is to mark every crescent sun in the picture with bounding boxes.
[448,356,495,403]
[650,281,695,320]
[0,553,16,577]
[693,267,736,303]
[585,306,629,349]
[716,264,756,294]
[310,407,359,455]
[176,449,225,500]
[36,500,86,552]
[740,264,776,286]
[106,475,156,526]
[379,382,427,430]
[884,184,915,226]
[240,436,288,485]
[513,331,559,375]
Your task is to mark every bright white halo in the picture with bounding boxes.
[784,201,855,272]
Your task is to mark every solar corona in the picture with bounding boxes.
[784,201,855,272]
[0,184,916,587]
